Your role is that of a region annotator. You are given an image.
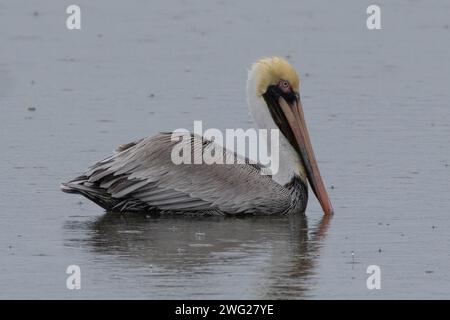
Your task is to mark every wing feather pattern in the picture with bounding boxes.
[62,133,293,215]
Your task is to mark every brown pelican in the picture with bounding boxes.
[61,57,333,216]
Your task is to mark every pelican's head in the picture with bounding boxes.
[247,57,333,215]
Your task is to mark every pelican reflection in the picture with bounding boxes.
[64,213,331,298]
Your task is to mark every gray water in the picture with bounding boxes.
[1,0,449,299]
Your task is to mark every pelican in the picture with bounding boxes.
[61,57,333,216]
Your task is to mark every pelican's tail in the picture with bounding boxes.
[60,176,114,210]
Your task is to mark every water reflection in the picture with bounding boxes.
[64,213,331,299]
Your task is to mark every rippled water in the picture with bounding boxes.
[62,214,330,299]
[1,0,449,299]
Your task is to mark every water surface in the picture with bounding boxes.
[0,0,449,299]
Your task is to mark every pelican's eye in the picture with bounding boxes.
[278,80,291,94]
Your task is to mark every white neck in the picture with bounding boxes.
[246,75,306,186]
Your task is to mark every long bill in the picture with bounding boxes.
[278,97,334,215]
